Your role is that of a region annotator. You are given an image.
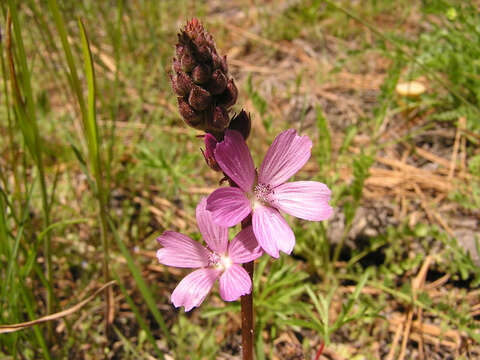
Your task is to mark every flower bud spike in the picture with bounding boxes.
[171,18,238,131]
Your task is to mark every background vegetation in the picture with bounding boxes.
[0,0,479,359]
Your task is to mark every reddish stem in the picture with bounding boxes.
[240,215,254,360]
[315,342,325,360]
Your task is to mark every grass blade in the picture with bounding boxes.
[78,18,113,336]
[6,3,54,331]
[2,180,35,304]
[18,283,52,360]
[46,0,87,120]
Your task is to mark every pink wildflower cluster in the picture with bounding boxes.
[156,19,332,312]
[157,198,262,310]
[157,129,332,310]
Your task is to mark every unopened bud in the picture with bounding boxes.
[172,58,182,73]
[228,110,251,140]
[210,54,228,73]
[189,86,212,111]
[181,52,196,72]
[178,97,203,128]
[171,72,193,97]
[202,133,221,171]
[212,53,223,70]
[220,55,228,73]
[192,64,211,84]
[197,45,212,63]
[209,106,230,131]
[208,69,227,95]
[220,79,238,108]
[175,43,184,54]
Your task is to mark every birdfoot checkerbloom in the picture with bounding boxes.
[156,198,262,311]
[206,129,333,258]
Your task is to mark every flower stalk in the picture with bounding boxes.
[240,261,254,359]
[240,215,254,360]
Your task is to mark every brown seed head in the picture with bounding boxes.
[171,18,238,132]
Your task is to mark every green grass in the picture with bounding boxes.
[0,0,479,358]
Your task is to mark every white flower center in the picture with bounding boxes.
[208,252,233,271]
[220,255,233,270]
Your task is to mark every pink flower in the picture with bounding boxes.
[206,129,333,258]
[156,198,262,312]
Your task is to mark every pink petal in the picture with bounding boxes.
[202,133,221,171]
[206,187,251,227]
[228,226,263,263]
[214,130,255,192]
[203,133,217,160]
[270,181,333,221]
[157,231,210,268]
[259,129,312,187]
[171,268,221,312]
[252,205,295,258]
[218,264,252,301]
[196,197,228,254]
